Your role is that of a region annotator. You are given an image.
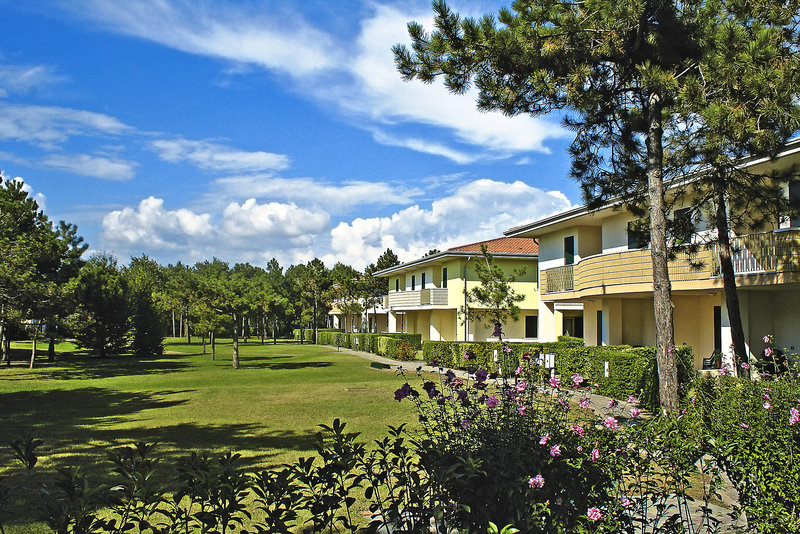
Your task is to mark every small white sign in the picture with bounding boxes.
[544,353,555,369]
[604,361,610,377]
[493,349,498,362]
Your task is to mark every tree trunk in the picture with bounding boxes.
[187,324,191,344]
[713,179,748,376]
[48,336,55,361]
[646,94,678,412]
[232,315,240,369]
[172,310,176,338]
[0,316,6,365]
[29,332,37,369]
[179,313,183,339]
[211,331,216,361]
[313,294,318,344]
[202,334,207,354]
[273,319,277,345]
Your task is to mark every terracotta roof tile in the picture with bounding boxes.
[447,237,538,255]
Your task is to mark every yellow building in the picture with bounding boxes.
[375,237,540,342]
[504,141,800,370]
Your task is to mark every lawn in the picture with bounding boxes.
[0,338,419,531]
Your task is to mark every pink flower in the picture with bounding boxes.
[528,474,545,489]
[570,424,585,438]
[549,377,561,388]
[763,334,772,343]
[549,444,562,457]
[620,497,632,507]
[719,367,729,376]
[486,395,499,408]
[577,445,583,452]
[539,434,550,445]
[579,397,591,409]
[741,362,750,370]
[740,423,749,429]
[627,395,637,404]
[765,347,773,357]
[571,373,584,386]
[515,365,524,376]
[604,416,619,430]
[503,345,513,353]
[764,401,773,410]
[789,408,799,426]
[587,507,602,521]
[606,399,618,408]
[517,405,527,416]
[630,408,642,419]
[591,448,600,461]
[516,381,528,392]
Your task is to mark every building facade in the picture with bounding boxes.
[375,237,540,342]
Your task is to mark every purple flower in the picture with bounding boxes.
[394,383,418,402]
[790,407,799,426]
[517,404,527,416]
[522,350,531,361]
[549,444,561,457]
[587,507,602,521]
[528,474,545,489]
[604,417,619,430]
[475,369,488,382]
[486,395,499,408]
[579,397,591,409]
[460,418,471,429]
[571,373,584,387]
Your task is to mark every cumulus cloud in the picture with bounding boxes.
[210,175,421,214]
[41,153,137,180]
[102,197,212,251]
[328,179,574,268]
[221,198,329,242]
[148,138,290,173]
[0,171,48,210]
[0,104,131,148]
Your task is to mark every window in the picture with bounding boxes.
[442,268,448,288]
[673,208,693,245]
[421,272,426,289]
[790,180,800,227]
[395,279,399,292]
[564,235,575,265]
[525,315,538,338]
[411,275,416,290]
[627,221,649,249]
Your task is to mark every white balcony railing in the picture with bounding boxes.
[385,288,450,308]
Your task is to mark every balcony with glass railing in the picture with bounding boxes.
[542,228,800,297]
[384,288,450,308]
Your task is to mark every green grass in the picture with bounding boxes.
[0,337,419,531]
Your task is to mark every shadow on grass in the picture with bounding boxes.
[237,357,333,370]
[0,387,320,474]
[0,350,193,381]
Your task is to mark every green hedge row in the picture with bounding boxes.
[312,330,423,361]
[421,337,693,411]
[293,328,341,342]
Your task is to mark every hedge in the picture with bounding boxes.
[293,328,341,342]
[313,331,423,362]
[421,338,694,411]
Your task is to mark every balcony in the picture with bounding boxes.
[542,229,800,298]
[385,288,450,309]
[712,229,800,275]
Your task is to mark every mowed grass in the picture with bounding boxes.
[0,338,418,477]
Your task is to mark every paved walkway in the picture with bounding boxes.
[329,345,745,531]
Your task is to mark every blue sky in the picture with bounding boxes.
[0,0,580,269]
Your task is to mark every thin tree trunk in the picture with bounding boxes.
[48,336,55,361]
[202,334,207,354]
[29,331,37,369]
[179,313,183,339]
[313,293,318,344]
[232,315,240,369]
[646,94,677,412]
[713,179,748,376]
[172,310,176,338]
[211,331,216,360]
[0,315,7,365]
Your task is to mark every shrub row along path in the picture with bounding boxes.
[330,344,745,532]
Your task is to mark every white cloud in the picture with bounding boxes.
[0,104,131,148]
[221,198,329,241]
[0,64,66,95]
[0,172,48,211]
[56,0,341,77]
[370,130,479,164]
[328,179,574,268]
[41,153,137,180]
[102,196,212,251]
[149,138,290,173]
[210,175,421,214]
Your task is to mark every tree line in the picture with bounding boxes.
[0,177,400,369]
